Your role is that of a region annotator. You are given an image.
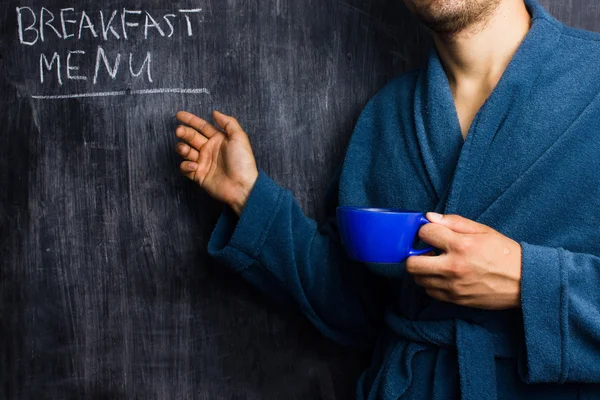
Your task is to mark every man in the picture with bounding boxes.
[173,0,600,398]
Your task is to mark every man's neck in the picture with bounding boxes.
[432,0,532,94]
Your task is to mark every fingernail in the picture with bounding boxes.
[189,162,198,171]
[428,212,443,220]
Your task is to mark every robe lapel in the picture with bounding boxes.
[413,0,563,219]
[412,46,464,211]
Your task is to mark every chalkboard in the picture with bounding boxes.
[1,0,598,399]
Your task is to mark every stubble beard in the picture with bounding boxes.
[410,0,502,35]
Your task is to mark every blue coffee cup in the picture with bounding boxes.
[336,206,435,263]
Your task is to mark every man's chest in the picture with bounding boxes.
[338,97,600,252]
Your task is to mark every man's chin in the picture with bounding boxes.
[409,0,501,35]
[418,15,473,34]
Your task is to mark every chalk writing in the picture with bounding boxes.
[30,88,211,99]
[17,7,202,44]
[18,6,209,99]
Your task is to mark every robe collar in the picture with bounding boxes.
[413,0,564,219]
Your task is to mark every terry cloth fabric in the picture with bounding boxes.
[207,0,600,398]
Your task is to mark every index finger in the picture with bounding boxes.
[405,252,448,276]
[176,111,221,139]
[417,222,457,253]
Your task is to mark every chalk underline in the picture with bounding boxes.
[30,88,211,100]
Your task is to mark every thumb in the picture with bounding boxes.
[425,212,488,234]
[212,110,244,138]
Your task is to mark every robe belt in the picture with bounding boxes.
[384,311,517,400]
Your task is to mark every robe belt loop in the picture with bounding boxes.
[383,311,517,400]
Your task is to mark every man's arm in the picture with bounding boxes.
[207,163,389,350]
[517,242,600,383]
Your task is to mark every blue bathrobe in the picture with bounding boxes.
[207,0,600,398]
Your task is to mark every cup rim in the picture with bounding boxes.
[336,206,423,214]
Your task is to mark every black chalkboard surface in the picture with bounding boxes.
[1,0,597,399]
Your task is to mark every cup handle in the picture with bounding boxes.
[407,216,435,257]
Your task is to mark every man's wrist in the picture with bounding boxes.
[229,196,246,217]
[228,174,258,217]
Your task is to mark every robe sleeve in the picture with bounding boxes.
[206,163,387,350]
[517,241,600,384]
